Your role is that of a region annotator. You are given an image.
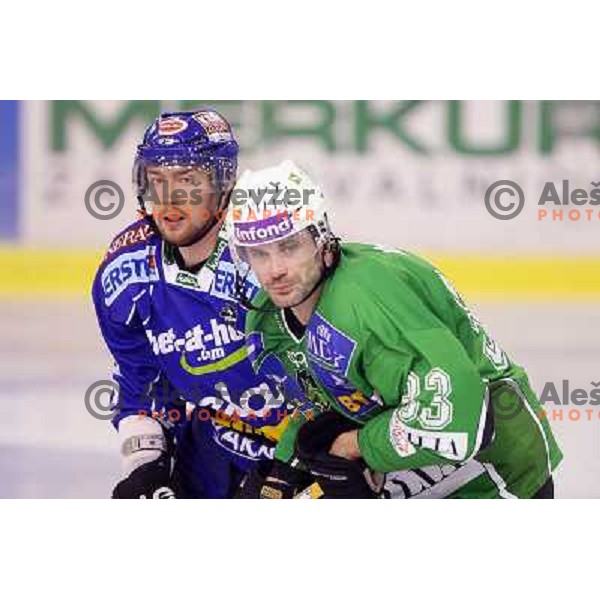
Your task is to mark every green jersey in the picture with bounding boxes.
[246,243,563,498]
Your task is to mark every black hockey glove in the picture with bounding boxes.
[234,460,317,499]
[295,411,382,499]
[112,454,176,499]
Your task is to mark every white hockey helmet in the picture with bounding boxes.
[228,159,333,249]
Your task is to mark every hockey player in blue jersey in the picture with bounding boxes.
[92,110,305,498]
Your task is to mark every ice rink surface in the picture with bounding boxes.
[0,298,598,498]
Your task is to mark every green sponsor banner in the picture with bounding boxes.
[49,100,600,156]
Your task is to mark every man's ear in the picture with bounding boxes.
[323,248,335,268]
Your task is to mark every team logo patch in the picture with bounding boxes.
[220,304,237,324]
[193,111,232,142]
[193,111,230,132]
[158,117,188,136]
[305,314,381,418]
[306,313,356,376]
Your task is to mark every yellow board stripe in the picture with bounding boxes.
[430,255,600,300]
[0,249,103,298]
[0,249,598,300]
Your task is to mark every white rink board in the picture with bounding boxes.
[20,100,600,251]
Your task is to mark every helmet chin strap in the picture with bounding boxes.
[137,195,160,235]
[236,238,341,314]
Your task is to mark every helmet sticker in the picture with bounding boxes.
[193,111,233,142]
[158,117,188,136]
[234,212,295,246]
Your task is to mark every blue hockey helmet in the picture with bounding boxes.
[133,109,239,201]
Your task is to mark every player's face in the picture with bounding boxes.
[242,230,324,308]
[146,166,220,246]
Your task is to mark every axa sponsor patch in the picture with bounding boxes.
[102,248,159,306]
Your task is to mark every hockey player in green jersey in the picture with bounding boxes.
[229,160,563,499]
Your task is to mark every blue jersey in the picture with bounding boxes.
[92,218,301,496]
